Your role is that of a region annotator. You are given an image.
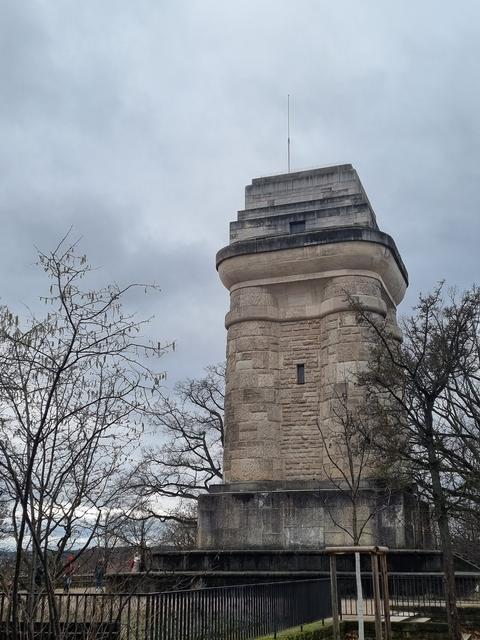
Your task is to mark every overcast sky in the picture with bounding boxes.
[1,0,479,389]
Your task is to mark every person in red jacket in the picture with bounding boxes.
[63,554,75,593]
[129,554,140,573]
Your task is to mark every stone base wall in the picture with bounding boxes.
[149,548,477,585]
[197,482,432,550]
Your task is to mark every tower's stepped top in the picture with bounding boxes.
[230,164,378,243]
[218,163,408,287]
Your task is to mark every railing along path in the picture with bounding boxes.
[0,578,331,640]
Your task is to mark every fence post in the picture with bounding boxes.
[330,555,340,640]
[355,551,365,640]
[371,554,383,640]
[380,554,392,640]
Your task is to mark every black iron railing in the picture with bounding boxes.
[338,571,480,617]
[0,578,331,640]
[4,571,479,639]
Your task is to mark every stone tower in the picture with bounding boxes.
[198,164,425,550]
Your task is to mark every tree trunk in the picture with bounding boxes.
[437,510,461,640]
[427,432,461,640]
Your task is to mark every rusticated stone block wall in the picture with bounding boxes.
[280,318,323,481]
[223,271,398,484]
[223,286,281,482]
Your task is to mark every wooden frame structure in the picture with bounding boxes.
[326,546,392,640]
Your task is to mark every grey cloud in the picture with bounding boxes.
[0,0,479,388]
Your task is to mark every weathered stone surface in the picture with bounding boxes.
[197,483,430,550]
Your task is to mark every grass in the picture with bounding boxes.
[255,619,333,639]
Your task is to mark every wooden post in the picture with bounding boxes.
[380,553,392,640]
[330,554,340,640]
[371,553,383,640]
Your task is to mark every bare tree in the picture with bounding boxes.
[0,238,170,639]
[317,382,397,640]
[93,507,129,572]
[106,489,167,570]
[451,511,480,568]
[134,363,225,526]
[317,383,390,547]
[351,283,480,640]
[158,502,198,549]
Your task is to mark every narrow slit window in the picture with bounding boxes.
[290,220,306,234]
[296,363,305,385]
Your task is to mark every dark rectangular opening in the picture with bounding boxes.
[290,220,306,234]
[296,363,305,384]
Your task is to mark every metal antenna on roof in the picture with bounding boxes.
[287,94,291,173]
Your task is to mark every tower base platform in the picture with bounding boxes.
[197,480,432,550]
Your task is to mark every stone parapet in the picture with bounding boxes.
[197,483,431,550]
[217,226,408,290]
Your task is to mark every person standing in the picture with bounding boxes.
[34,563,44,590]
[94,558,106,592]
[63,554,75,593]
[129,554,140,573]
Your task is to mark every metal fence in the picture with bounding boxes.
[0,578,332,640]
[338,571,480,618]
[3,571,479,639]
